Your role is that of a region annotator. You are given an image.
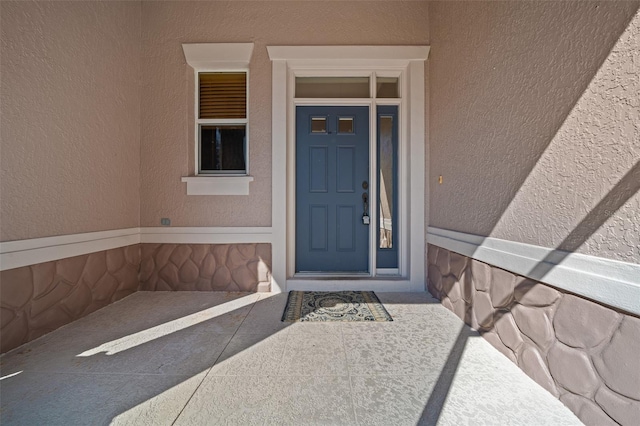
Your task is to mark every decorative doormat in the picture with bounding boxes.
[281,291,393,322]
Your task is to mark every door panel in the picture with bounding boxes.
[309,147,328,192]
[336,205,356,252]
[336,147,356,192]
[296,106,369,272]
[309,205,328,251]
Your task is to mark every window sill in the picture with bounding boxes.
[181,176,254,195]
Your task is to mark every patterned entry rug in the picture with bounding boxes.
[281,291,393,322]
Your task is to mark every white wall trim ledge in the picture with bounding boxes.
[427,226,640,317]
[0,227,273,271]
[140,227,272,244]
[0,228,141,271]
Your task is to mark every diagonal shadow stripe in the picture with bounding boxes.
[529,160,640,281]
[418,325,474,425]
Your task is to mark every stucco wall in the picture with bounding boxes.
[140,1,430,228]
[429,1,640,263]
[0,1,142,241]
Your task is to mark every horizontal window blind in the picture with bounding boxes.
[199,72,247,119]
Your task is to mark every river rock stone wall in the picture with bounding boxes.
[427,244,640,426]
[139,243,271,292]
[0,246,140,353]
[1,243,272,354]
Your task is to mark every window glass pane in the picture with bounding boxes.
[311,117,327,133]
[379,116,393,248]
[199,72,246,119]
[200,125,246,172]
[338,117,354,134]
[295,77,370,98]
[376,77,399,98]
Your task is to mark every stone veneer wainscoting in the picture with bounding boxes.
[1,243,272,354]
[139,243,271,292]
[0,246,140,353]
[427,244,640,426]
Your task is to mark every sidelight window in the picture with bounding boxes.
[377,106,398,269]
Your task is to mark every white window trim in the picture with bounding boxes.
[182,43,254,71]
[267,46,429,293]
[182,43,254,195]
[181,176,253,196]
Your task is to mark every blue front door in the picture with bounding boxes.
[296,106,370,272]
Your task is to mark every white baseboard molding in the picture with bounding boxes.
[427,227,640,317]
[1,227,274,271]
[0,228,141,271]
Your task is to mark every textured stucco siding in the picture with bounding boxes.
[429,1,640,263]
[0,1,142,241]
[139,0,429,228]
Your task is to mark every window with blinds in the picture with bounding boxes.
[197,72,248,174]
[199,73,247,119]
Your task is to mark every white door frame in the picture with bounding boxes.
[267,46,429,292]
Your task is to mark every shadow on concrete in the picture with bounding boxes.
[0,291,446,424]
[0,293,292,424]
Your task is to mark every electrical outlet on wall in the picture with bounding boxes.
[160,218,171,226]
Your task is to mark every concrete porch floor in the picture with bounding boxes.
[0,292,581,425]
